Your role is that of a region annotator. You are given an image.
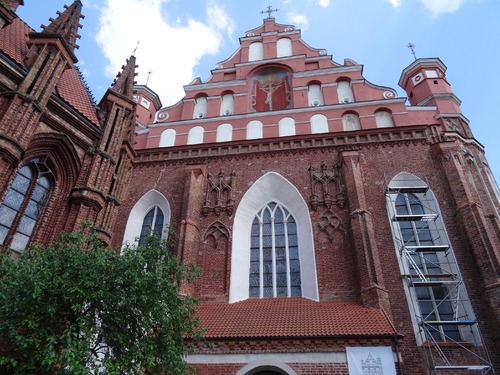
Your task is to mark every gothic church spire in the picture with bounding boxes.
[111,55,138,97]
[40,0,83,59]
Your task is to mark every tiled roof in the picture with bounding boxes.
[197,298,396,339]
[57,67,99,125]
[0,18,99,126]
[0,17,29,65]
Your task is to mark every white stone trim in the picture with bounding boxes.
[122,190,171,246]
[230,172,318,303]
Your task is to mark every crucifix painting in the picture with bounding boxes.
[251,68,291,112]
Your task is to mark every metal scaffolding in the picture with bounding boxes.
[386,174,494,374]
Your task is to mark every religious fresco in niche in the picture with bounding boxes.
[251,68,291,112]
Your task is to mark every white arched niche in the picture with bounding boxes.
[122,190,171,246]
[249,42,264,61]
[308,83,324,107]
[230,172,318,303]
[375,110,394,128]
[277,38,292,58]
[310,114,329,134]
[192,96,208,119]
[187,126,204,145]
[159,128,176,147]
[216,123,233,142]
[247,120,263,140]
[279,117,296,137]
[220,93,234,116]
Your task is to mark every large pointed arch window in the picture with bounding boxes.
[0,159,52,253]
[249,201,301,298]
[231,172,318,303]
[138,206,164,246]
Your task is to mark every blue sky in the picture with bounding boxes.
[18,0,500,183]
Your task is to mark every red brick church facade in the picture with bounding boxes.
[1,1,499,374]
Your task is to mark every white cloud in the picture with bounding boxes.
[95,0,234,106]
[386,0,402,8]
[419,0,466,16]
[318,0,330,7]
[286,12,309,30]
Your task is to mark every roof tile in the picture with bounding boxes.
[197,298,396,339]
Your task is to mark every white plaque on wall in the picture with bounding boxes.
[346,347,397,375]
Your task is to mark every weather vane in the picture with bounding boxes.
[407,42,417,60]
[260,5,279,19]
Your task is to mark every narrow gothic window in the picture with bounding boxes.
[249,202,301,298]
[0,160,52,253]
[138,206,164,246]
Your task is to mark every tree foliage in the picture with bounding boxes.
[0,226,202,374]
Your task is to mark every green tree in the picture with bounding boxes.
[0,225,202,374]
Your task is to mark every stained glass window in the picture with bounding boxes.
[0,161,52,253]
[249,201,301,298]
[138,206,164,246]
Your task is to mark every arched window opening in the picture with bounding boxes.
[375,110,394,128]
[192,96,208,119]
[249,202,301,298]
[216,123,233,142]
[138,206,164,246]
[342,113,360,131]
[159,128,176,147]
[187,126,204,145]
[277,38,292,58]
[279,117,295,137]
[308,83,324,107]
[337,79,354,104]
[0,159,53,253]
[249,42,264,61]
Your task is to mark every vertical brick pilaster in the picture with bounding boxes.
[178,165,206,295]
[341,151,391,315]
[434,142,500,346]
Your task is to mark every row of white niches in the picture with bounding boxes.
[249,38,293,61]
[159,111,395,147]
[190,83,356,120]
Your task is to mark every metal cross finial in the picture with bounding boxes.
[260,5,279,19]
[145,69,153,86]
[407,42,417,60]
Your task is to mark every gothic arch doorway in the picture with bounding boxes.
[236,360,297,375]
